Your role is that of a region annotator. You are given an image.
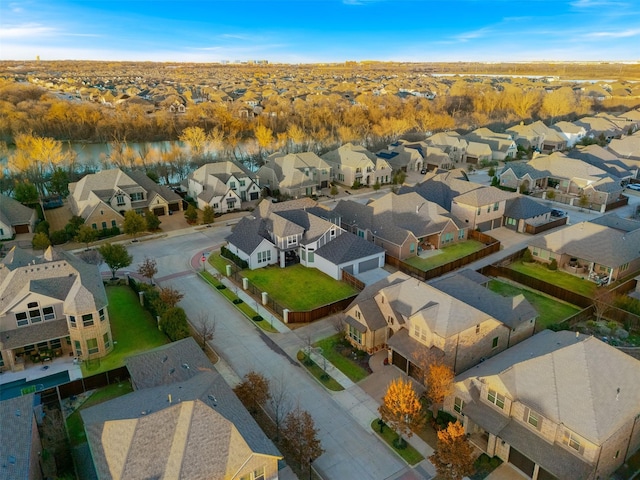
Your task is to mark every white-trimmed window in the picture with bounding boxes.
[454,397,465,414]
[99,308,106,321]
[563,430,582,452]
[103,332,111,349]
[487,389,505,409]
[87,338,99,355]
[348,324,362,344]
[131,192,144,201]
[43,306,55,321]
[82,313,94,327]
[116,195,125,206]
[16,312,28,327]
[69,315,77,328]
[257,250,272,263]
[527,409,539,428]
[492,336,499,349]
[287,235,298,246]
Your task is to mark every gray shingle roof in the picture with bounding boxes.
[0,195,35,227]
[0,394,37,480]
[225,216,270,256]
[1,318,70,350]
[315,230,384,265]
[431,274,537,328]
[504,197,552,220]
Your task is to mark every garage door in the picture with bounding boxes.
[392,350,407,373]
[168,202,180,212]
[537,468,558,480]
[358,257,379,273]
[14,224,30,234]
[509,446,535,478]
[153,207,165,216]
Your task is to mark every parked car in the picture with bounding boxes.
[625,184,640,191]
[550,209,566,217]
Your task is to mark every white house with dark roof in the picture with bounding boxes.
[225,199,385,280]
[343,271,537,373]
[186,161,261,212]
[0,246,112,373]
[444,330,640,480]
[82,338,282,480]
[0,195,37,239]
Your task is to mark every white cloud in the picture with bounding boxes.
[0,23,56,39]
[586,28,640,38]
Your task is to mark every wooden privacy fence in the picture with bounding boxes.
[524,216,567,235]
[604,195,629,212]
[387,230,501,281]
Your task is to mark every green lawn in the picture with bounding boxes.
[199,271,279,333]
[208,252,233,274]
[313,334,370,383]
[403,240,485,271]
[296,351,344,391]
[510,260,597,297]
[488,280,580,330]
[242,264,358,311]
[66,382,133,446]
[370,419,424,466]
[82,286,168,375]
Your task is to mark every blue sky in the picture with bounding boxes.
[1,0,638,63]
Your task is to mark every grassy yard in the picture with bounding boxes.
[313,334,370,383]
[66,382,133,446]
[403,240,485,271]
[82,286,168,375]
[296,351,344,391]
[370,419,424,466]
[488,280,580,330]
[242,264,358,311]
[510,260,597,297]
[199,271,279,333]
[208,251,233,274]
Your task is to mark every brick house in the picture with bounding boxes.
[443,330,640,480]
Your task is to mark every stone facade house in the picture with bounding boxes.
[69,168,183,230]
[186,161,261,212]
[82,338,281,480]
[256,152,332,198]
[333,191,468,260]
[0,247,112,373]
[0,195,37,239]
[322,143,392,187]
[225,199,385,280]
[527,216,640,285]
[444,330,640,480]
[343,271,536,375]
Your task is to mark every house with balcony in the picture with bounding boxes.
[343,270,536,374]
[443,330,640,480]
[322,143,392,187]
[186,161,261,212]
[225,198,385,280]
[333,191,468,260]
[0,195,37,240]
[256,152,332,198]
[82,338,282,480]
[69,168,183,229]
[0,246,112,373]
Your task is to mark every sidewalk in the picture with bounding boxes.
[196,251,437,478]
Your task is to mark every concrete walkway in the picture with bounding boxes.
[196,252,437,478]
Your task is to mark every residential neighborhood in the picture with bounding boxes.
[2,60,640,480]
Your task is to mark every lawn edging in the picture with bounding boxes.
[296,351,344,391]
[199,271,278,333]
[370,418,424,466]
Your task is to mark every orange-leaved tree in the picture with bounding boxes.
[429,421,475,480]
[378,378,425,448]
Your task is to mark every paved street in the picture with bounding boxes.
[121,230,419,480]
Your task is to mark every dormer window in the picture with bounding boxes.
[116,195,125,206]
[487,389,505,409]
[287,235,297,246]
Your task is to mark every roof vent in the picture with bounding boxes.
[162,355,168,363]
[616,387,620,401]
[182,363,190,370]
[15,409,21,417]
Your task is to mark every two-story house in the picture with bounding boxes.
[450,186,519,231]
[507,121,567,153]
[426,131,469,164]
[186,161,261,213]
[550,121,587,148]
[333,191,468,260]
[256,152,332,198]
[464,128,518,161]
[0,247,112,373]
[322,143,392,187]
[444,330,640,480]
[69,168,183,229]
[343,271,536,374]
[225,199,385,280]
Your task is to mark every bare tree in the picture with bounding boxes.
[593,288,616,323]
[193,311,216,351]
[137,256,158,285]
[269,374,292,441]
[332,312,346,335]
